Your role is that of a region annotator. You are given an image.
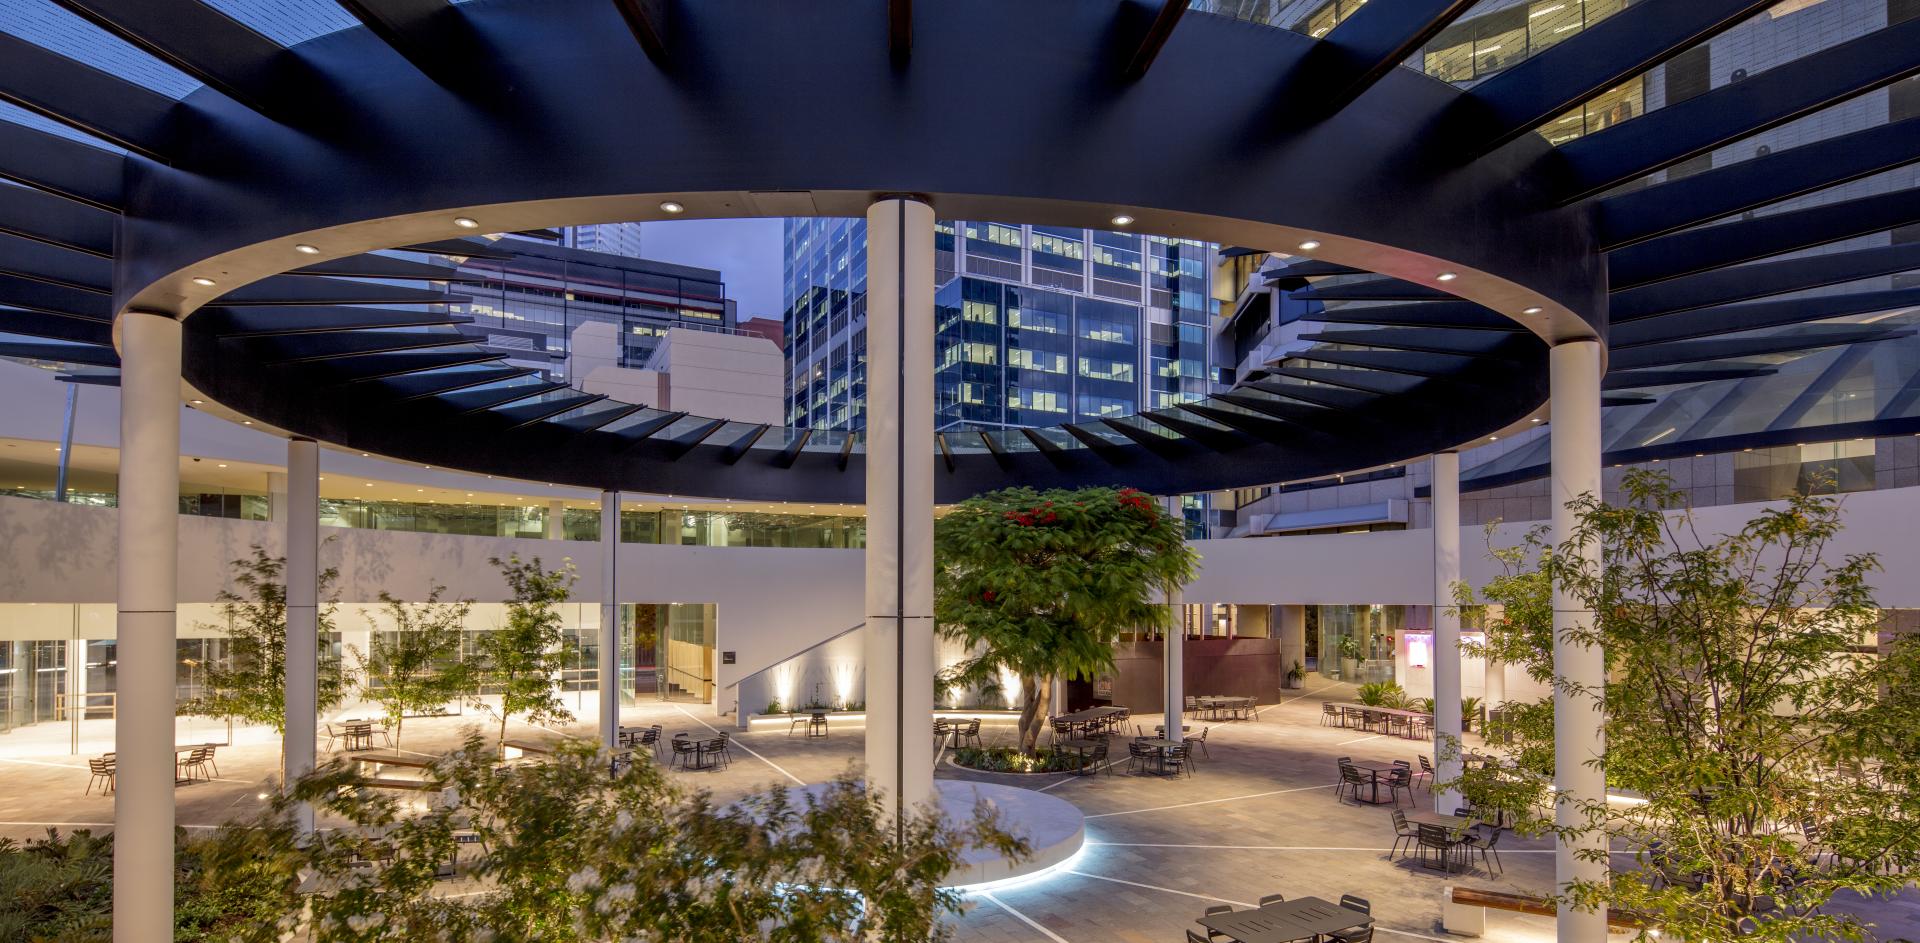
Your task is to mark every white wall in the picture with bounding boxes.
[649,328,785,424]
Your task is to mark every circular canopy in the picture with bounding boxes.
[2,0,1916,501]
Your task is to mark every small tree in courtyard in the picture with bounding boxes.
[471,555,576,753]
[1447,471,1920,943]
[935,486,1195,753]
[184,544,344,736]
[351,584,474,752]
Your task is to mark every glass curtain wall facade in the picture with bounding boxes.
[783,218,1218,434]
[445,241,734,383]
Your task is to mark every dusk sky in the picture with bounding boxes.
[629,218,790,323]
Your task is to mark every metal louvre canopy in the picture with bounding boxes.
[0,0,1914,502]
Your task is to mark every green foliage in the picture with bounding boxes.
[763,698,784,715]
[934,486,1195,752]
[1285,660,1305,685]
[352,584,474,752]
[1444,471,1920,943]
[950,746,1085,774]
[182,544,344,734]
[1415,696,1483,732]
[194,737,1030,942]
[1336,634,1365,662]
[471,555,577,752]
[1355,680,1408,708]
[0,828,286,942]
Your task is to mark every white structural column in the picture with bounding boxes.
[1430,450,1463,812]
[1162,496,1184,743]
[1550,339,1608,943]
[113,311,182,941]
[599,491,621,750]
[284,437,320,834]
[547,499,567,540]
[862,197,937,831]
[1276,605,1306,686]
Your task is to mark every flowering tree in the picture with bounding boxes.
[934,486,1195,753]
[1447,471,1920,942]
[195,738,1029,942]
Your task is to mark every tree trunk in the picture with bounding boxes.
[1020,678,1053,754]
[393,714,404,753]
[1015,677,1042,755]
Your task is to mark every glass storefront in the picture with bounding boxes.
[1315,604,1404,685]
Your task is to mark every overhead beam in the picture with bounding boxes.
[439,381,569,414]
[324,350,505,383]
[610,411,687,448]
[1303,300,1519,331]
[290,254,479,283]
[495,393,607,430]
[197,306,474,336]
[1121,0,1188,81]
[255,331,472,364]
[890,0,911,66]
[0,339,118,367]
[1603,366,1777,390]
[1609,186,1920,289]
[0,33,176,161]
[1299,327,1513,357]
[1287,0,1476,120]
[212,277,467,307]
[1613,288,1920,349]
[1610,327,1911,370]
[0,275,111,320]
[0,185,114,257]
[1553,17,1920,202]
[1612,244,1920,320]
[0,308,113,345]
[383,365,537,400]
[0,233,113,292]
[48,0,305,118]
[610,0,670,65]
[1288,347,1467,377]
[1263,366,1422,395]
[1597,116,1920,249]
[1291,279,1454,302]
[550,403,643,434]
[1456,0,1777,152]
[0,121,123,212]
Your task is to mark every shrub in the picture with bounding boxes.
[1355,680,1408,708]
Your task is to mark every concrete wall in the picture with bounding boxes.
[647,328,785,424]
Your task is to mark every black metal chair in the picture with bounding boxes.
[1322,702,1342,726]
[1384,766,1415,807]
[1416,823,1464,872]
[1414,755,1435,792]
[1336,764,1369,804]
[1466,825,1504,875]
[1257,893,1286,906]
[1389,809,1418,860]
[669,737,698,769]
[1186,931,1210,943]
[1163,743,1193,778]
[1331,895,1374,943]
[1081,738,1110,776]
[1187,726,1210,760]
[1201,904,1234,941]
[956,718,983,749]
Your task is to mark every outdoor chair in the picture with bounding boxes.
[1322,702,1342,726]
[1331,895,1374,943]
[177,746,214,783]
[1389,809,1418,860]
[199,744,220,779]
[1187,726,1210,760]
[1258,893,1286,906]
[1081,738,1110,776]
[715,732,735,764]
[323,723,343,752]
[1415,755,1435,792]
[641,725,663,756]
[1416,823,1465,872]
[1336,764,1368,804]
[787,712,810,738]
[1384,766,1415,807]
[1050,719,1074,744]
[1184,695,1198,719]
[86,756,115,795]
[956,718,983,749]
[1465,826,1503,875]
[1126,741,1154,774]
[933,719,953,747]
[669,737,698,769]
[700,737,731,769]
[1186,932,1210,943]
[1201,904,1235,941]
[1163,744,1193,778]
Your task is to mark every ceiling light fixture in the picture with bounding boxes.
[241,420,252,425]
[660,201,685,214]
[1297,240,1321,251]
[190,399,204,405]
[1436,272,1458,282]
[1489,435,1498,441]
[453,216,480,229]
[294,244,320,255]
[216,463,227,468]
[191,276,217,287]
[1110,215,1134,226]
[1530,418,1542,423]
[1522,306,1543,315]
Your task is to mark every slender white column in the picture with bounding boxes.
[1550,339,1608,943]
[862,197,936,830]
[547,499,567,540]
[114,311,181,942]
[1276,604,1306,687]
[284,437,319,834]
[1430,450,1463,813]
[266,471,289,525]
[599,491,620,751]
[1162,496,1184,744]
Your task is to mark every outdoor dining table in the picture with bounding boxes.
[1197,895,1372,943]
[1329,702,1431,738]
[338,719,376,752]
[1404,811,1477,872]
[1195,695,1256,720]
[1347,761,1402,804]
[1134,737,1180,775]
[1054,705,1126,738]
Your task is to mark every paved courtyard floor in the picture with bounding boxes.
[3,685,1915,942]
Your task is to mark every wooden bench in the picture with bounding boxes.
[351,752,438,774]
[1444,887,1652,936]
[354,777,444,792]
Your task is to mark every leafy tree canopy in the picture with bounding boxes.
[1448,471,1920,943]
[183,545,343,734]
[934,486,1195,751]
[471,555,576,751]
[352,585,474,752]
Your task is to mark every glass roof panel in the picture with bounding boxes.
[199,0,359,47]
[0,0,201,98]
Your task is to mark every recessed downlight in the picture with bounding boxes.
[660,201,686,214]
[453,216,480,229]
[294,244,320,255]
[190,399,204,405]
[1521,306,1544,315]
[191,276,217,287]
[1110,215,1135,226]
[1297,240,1321,251]
[1436,272,1458,282]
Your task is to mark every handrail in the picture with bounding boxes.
[723,621,864,690]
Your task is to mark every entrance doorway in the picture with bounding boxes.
[626,603,716,703]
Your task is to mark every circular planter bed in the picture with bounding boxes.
[948,746,1086,775]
